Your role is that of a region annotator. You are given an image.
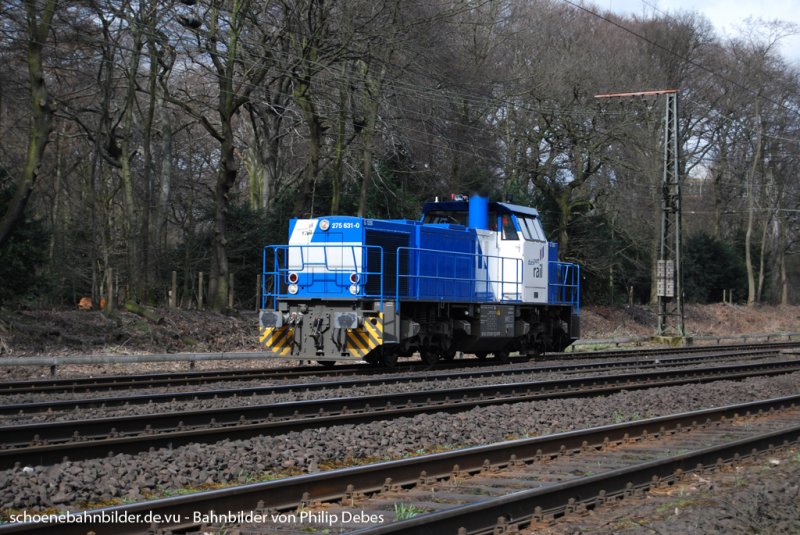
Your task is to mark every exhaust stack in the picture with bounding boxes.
[468,194,489,230]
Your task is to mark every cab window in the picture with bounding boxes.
[500,215,519,240]
[522,217,544,241]
[518,218,532,240]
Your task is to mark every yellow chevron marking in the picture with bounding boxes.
[271,328,294,353]
[259,327,274,342]
[265,327,288,347]
[347,329,368,352]
[363,320,382,343]
[348,348,366,358]
[345,336,368,358]
[276,327,294,348]
[353,329,374,349]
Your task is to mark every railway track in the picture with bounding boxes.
[0,347,785,415]
[3,342,799,396]
[2,359,800,469]
[3,394,799,535]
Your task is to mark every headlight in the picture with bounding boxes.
[349,272,360,284]
[288,284,298,295]
[349,284,359,295]
[287,272,299,284]
[319,219,330,231]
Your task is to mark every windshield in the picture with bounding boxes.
[422,210,468,225]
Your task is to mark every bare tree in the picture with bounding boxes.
[162,0,275,310]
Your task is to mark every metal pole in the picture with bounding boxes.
[595,89,684,337]
[657,92,684,336]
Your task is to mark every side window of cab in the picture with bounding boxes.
[518,216,544,241]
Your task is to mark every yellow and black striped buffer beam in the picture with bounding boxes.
[260,325,294,356]
[345,313,383,358]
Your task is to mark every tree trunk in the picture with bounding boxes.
[119,25,144,301]
[557,192,571,256]
[331,64,348,215]
[745,103,762,306]
[756,215,769,302]
[293,80,323,217]
[48,122,63,263]
[246,94,287,212]
[0,0,57,248]
[139,26,160,303]
[357,62,384,218]
[712,139,728,240]
[208,117,237,311]
[155,107,173,262]
[780,242,789,305]
[123,301,164,324]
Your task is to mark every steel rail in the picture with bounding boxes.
[0,348,782,416]
[353,422,800,534]
[2,341,798,395]
[2,395,799,535]
[1,360,800,469]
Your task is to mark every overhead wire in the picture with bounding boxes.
[560,0,800,120]
[7,1,800,193]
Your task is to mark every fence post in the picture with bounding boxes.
[256,273,261,311]
[198,272,204,309]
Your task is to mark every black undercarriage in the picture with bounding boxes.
[263,299,579,367]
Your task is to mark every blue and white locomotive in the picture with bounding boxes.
[259,195,580,366]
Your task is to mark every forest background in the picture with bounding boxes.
[1,0,798,312]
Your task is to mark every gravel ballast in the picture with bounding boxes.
[1,372,800,511]
[0,355,793,425]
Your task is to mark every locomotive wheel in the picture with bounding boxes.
[493,351,510,364]
[420,350,439,366]
[522,347,541,362]
[317,360,336,368]
[441,350,456,361]
[381,351,398,368]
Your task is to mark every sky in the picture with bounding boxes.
[603,0,800,67]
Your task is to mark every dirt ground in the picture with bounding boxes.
[1,303,799,358]
[579,303,800,339]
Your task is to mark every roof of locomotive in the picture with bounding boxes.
[421,200,541,218]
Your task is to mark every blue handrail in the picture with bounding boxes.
[260,244,579,315]
[548,261,580,313]
[395,246,523,312]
